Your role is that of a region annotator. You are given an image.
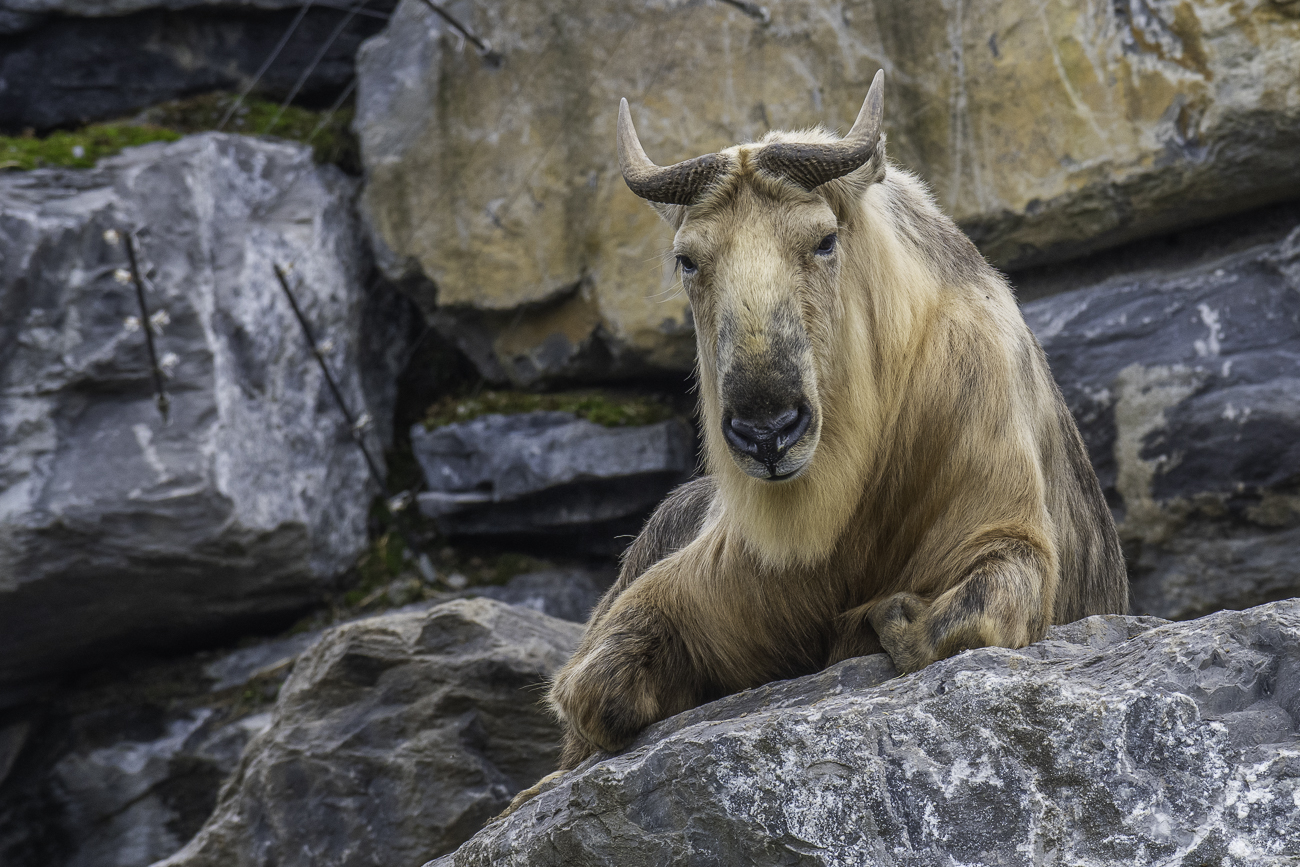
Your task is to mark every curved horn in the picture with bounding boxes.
[617,98,729,205]
[754,69,885,190]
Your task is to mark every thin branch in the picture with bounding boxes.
[272,263,387,492]
[273,263,434,568]
[416,0,495,57]
[717,0,770,24]
[124,232,170,424]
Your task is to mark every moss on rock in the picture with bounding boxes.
[1,92,358,172]
[422,389,676,430]
[0,124,182,170]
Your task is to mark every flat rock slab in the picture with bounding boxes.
[1026,224,1300,619]
[433,601,1300,867]
[0,133,409,701]
[411,412,693,546]
[156,598,583,867]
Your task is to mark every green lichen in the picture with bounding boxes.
[137,93,359,170]
[0,125,182,170]
[423,389,675,430]
[1,92,359,173]
[331,532,552,617]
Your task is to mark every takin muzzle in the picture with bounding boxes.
[716,302,815,480]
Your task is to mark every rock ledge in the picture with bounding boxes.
[434,601,1300,867]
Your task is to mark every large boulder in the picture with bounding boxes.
[411,412,694,552]
[432,600,1300,866]
[154,598,583,867]
[0,133,412,704]
[356,0,1300,385]
[0,630,320,867]
[1025,223,1300,620]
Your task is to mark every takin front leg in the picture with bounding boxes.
[837,540,1052,674]
[548,570,708,768]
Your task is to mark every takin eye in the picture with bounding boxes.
[677,254,698,274]
[814,234,838,256]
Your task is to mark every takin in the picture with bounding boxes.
[549,70,1127,769]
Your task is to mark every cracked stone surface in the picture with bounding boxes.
[430,601,1300,867]
[0,133,413,703]
[154,598,582,867]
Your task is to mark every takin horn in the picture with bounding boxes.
[755,69,885,191]
[617,98,730,205]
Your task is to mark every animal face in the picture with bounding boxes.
[615,71,884,484]
[674,187,839,480]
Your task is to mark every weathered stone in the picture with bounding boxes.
[154,598,583,867]
[0,3,393,131]
[357,0,1300,385]
[1025,223,1300,620]
[0,630,318,867]
[411,412,694,547]
[431,600,1300,867]
[0,133,413,703]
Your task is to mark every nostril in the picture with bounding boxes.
[723,405,812,462]
[725,417,762,455]
[776,405,811,448]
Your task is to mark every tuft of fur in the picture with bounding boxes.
[547,126,1127,770]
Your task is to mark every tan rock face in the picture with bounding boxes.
[358,0,1300,384]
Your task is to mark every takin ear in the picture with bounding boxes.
[649,201,689,229]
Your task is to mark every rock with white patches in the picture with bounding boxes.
[1025,225,1300,619]
[429,601,1300,867]
[154,598,583,867]
[0,133,414,704]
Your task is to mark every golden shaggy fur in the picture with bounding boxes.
[547,123,1127,770]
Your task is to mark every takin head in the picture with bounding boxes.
[617,71,886,484]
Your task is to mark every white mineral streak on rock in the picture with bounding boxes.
[1111,362,1202,543]
[1195,303,1223,358]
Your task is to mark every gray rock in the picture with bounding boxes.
[0,133,411,702]
[153,598,583,867]
[432,600,1300,867]
[0,3,393,131]
[200,631,322,692]
[0,630,319,867]
[1025,224,1300,620]
[411,413,694,545]
[463,569,611,624]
